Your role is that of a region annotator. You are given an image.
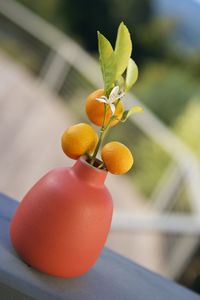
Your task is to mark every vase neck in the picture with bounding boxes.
[72,157,107,187]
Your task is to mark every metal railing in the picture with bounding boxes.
[0,0,200,278]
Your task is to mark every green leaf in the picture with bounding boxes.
[121,106,144,122]
[97,31,116,95]
[116,76,125,91]
[114,22,132,80]
[125,58,138,91]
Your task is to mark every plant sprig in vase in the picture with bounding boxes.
[62,22,143,174]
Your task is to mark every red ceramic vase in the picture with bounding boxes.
[10,157,113,277]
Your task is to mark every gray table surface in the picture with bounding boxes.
[0,193,199,300]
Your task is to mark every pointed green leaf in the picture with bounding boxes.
[121,106,144,122]
[125,58,138,91]
[98,31,116,95]
[114,22,132,80]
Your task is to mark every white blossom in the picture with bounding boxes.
[96,86,125,115]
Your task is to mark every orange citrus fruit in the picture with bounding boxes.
[61,123,98,159]
[86,89,123,127]
[101,141,134,174]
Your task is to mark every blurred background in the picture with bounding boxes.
[0,0,200,294]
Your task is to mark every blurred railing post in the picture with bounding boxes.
[38,50,67,92]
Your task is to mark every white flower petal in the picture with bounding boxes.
[101,96,108,100]
[118,92,125,99]
[111,91,125,102]
[112,95,120,102]
[107,98,116,104]
[96,95,108,101]
[110,103,116,115]
[96,97,107,103]
[109,86,119,102]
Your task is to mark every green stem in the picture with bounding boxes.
[98,162,105,169]
[102,103,108,130]
[90,129,104,165]
[90,100,120,165]
[90,104,108,165]
[90,116,115,165]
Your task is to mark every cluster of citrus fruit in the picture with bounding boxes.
[62,89,133,174]
[61,22,143,175]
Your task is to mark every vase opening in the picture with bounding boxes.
[72,156,108,186]
[85,156,105,169]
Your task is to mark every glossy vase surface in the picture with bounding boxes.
[10,157,113,277]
